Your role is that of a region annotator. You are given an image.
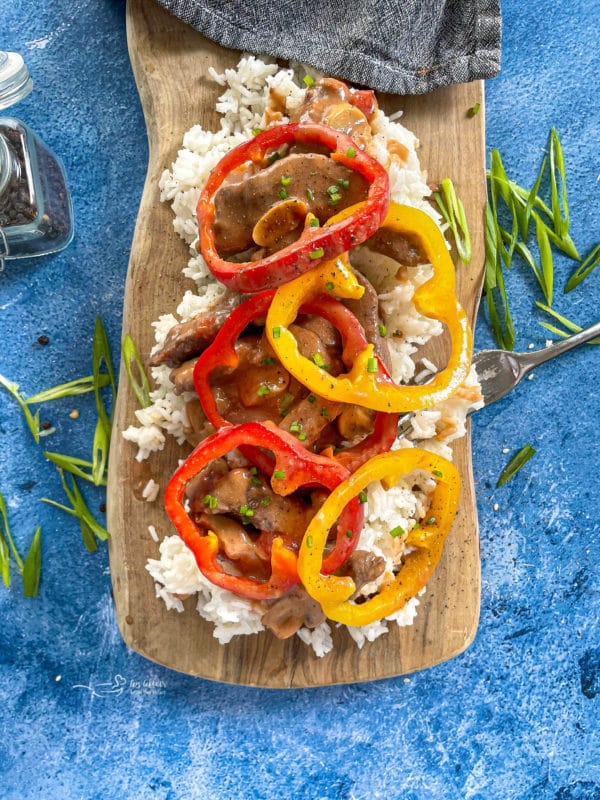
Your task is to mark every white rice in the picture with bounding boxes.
[124,56,482,657]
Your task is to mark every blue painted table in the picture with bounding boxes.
[1,1,598,797]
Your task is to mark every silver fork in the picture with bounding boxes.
[397,319,600,436]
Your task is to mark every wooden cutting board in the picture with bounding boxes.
[107,0,486,688]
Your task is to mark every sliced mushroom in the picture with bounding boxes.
[261,584,326,639]
[336,405,376,444]
[169,358,197,395]
[252,198,309,249]
[324,103,372,150]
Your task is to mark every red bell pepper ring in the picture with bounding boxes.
[163,421,364,599]
[196,122,390,293]
[192,292,398,473]
[349,89,378,120]
[192,291,277,434]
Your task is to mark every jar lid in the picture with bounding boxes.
[0,52,33,111]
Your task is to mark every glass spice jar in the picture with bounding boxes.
[0,51,73,267]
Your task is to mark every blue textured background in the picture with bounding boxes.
[1,1,599,798]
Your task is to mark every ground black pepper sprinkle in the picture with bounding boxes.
[40,420,52,430]
[37,334,49,345]
[99,503,106,513]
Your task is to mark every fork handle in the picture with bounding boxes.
[519,319,600,369]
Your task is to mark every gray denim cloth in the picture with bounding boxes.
[155,0,501,95]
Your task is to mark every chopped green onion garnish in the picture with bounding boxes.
[279,392,295,416]
[337,178,350,190]
[289,421,302,434]
[320,407,330,418]
[261,356,275,366]
[267,151,281,164]
[390,525,405,538]
[273,470,285,480]
[41,469,108,552]
[261,497,271,507]
[252,127,263,136]
[565,243,600,293]
[251,477,262,487]
[298,433,307,441]
[203,494,218,509]
[257,384,270,397]
[468,103,480,117]
[306,535,314,548]
[24,374,110,405]
[309,248,325,260]
[325,281,334,291]
[345,529,353,539]
[307,394,316,403]
[239,505,254,517]
[535,215,554,305]
[272,326,281,339]
[432,178,472,264]
[549,127,570,240]
[303,75,315,87]
[311,352,326,368]
[43,452,104,486]
[535,302,600,344]
[366,357,378,373]
[0,492,42,597]
[121,335,152,409]
[496,444,536,487]
[91,317,116,486]
[250,467,258,475]
[425,516,436,526]
[280,175,292,186]
[378,324,387,337]
[309,217,319,227]
[358,491,368,504]
[346,146,356,158]
[0,374,40,443]
[22,526,42,598]
[279,188,289,200]
[306,188,315,202]
[432,469,443,478]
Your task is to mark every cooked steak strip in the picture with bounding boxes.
[344,270,392,373]
[288,323,344,376]
[366,227,427,267]
[186,458,229,514]
[195,513,269,580]
[170,358,197,394]
[207,467,313,542]
[213,152,368,255]
[182,398,215,448]
[299,313,342,349]
[149,294,239,368]
[261,584,325,639]
[280,395,341,446]
[338,549,386,599]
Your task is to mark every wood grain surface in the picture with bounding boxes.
[107,0,487,688]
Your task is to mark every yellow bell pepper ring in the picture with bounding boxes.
[266,201,473,413]
[297,449,461,626]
